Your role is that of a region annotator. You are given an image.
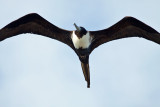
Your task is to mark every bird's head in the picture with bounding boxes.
[74,23,87,39]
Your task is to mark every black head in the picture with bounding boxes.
[74,23,87,39]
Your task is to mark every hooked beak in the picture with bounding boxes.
[74,23,81,31]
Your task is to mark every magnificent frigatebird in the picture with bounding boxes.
[0,13,160,88]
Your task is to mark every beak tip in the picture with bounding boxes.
[73,23,80,31]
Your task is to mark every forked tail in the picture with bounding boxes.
[81,62,90,88]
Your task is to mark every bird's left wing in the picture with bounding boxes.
[0,13,74,49]
[90,16,160,52]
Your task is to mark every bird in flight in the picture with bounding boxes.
[0,13,160,88]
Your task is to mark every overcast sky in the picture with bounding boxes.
[0,0,160,107]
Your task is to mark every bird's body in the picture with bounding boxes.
[71,29,92,87]
[0,13,160,88]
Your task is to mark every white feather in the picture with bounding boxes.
[71,31,92,49]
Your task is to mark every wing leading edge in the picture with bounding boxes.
[0,13,74,49]
[90,16,160,52]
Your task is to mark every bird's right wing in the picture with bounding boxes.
[90,17,160,52]
[0,13,74,49]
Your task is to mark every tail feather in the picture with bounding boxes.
[81,62,90,88]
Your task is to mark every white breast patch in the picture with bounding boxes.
[71,31,92,49]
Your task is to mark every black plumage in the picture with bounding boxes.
[0,13,160,88]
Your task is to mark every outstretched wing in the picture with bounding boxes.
[90,16,160,52]
[0,13,74,49]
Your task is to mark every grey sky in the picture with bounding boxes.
[0,0,160,107]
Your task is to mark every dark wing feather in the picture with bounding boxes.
[90,16,160,52]
[0,13,74,49]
